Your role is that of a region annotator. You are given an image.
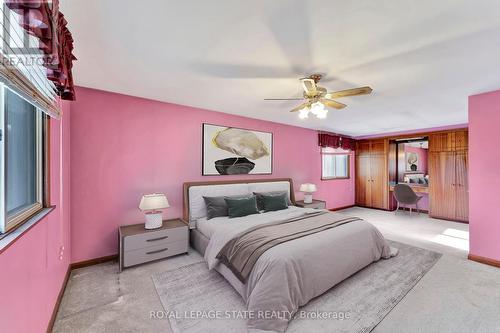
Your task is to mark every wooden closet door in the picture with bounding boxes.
[356,156,371,206]
[429,132,454,152]
[455,151,469,221]
[370,154,387,209]
[356,141,371,156]
[370,139,387,155]
[453,131,468,151]
[429,152,456,219]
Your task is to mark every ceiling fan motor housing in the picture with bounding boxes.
[309,74,323,83]
[304,86,327,99]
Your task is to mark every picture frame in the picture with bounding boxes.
[406,152,419,172]
[202,123,273,175]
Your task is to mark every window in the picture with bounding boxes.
[322,148,350,180]
[0,1,61,116]
[0,84,45,233]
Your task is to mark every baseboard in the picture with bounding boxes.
[329,204,355,212]
[46,265,71,333]
[70,254,118,270]
[354,205,391,212]
[429,214,469,224]
[45,255,119,332]
[468,254,500,268]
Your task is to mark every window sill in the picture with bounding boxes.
[0,206,55,254]
[321,177,350,180]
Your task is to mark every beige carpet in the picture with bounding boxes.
[152,241,441,333]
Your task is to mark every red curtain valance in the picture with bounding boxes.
[6,0,76,100]
[318,132,356,151]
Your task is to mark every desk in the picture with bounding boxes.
[389,184,428,194]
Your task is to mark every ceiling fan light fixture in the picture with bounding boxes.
[315,108,328,119]
[303,101,328,119]
[309,101,324,115]
[298,108,309,119]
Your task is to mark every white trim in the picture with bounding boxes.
[0,83,4,233]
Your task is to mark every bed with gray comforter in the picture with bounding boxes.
[203,207,397,332]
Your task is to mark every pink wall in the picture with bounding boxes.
[469,90,500,262]
[0,102,71,333]
[70,87,355,263]
[404,145,428,174]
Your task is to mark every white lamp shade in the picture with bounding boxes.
[139,193,170,211]
[300,183,317,193]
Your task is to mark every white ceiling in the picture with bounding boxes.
[60,0,500,137]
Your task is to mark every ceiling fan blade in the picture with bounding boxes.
[321,99,347,110]
[300,78,317,95]
[264,98,304,101]
[326,86,373,99]
[290,101,311,112]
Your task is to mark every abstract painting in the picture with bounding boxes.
[406,152,419,171]
[202,124,272,175]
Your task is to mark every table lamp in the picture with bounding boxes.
[139,193,170,229]
[300,183,317,204]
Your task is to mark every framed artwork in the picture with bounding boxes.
[202,123,273,175]
[406,152,419,171]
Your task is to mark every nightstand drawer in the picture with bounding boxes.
[123,240,188,267]
[124,226,188,251]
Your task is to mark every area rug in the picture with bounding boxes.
[152,241,441,333]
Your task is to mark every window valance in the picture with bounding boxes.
[6,0,76,99]
[318,132,356,151]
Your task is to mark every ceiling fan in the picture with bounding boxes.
[264,74,373,119]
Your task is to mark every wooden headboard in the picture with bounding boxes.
[182,178,296,221]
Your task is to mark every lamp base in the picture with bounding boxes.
[304,194,313,204]
[144,213,163,229]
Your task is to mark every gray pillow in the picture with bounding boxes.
[261,193,288,212]
[203,195,252,220]
[224,196,260,218]
[203,196,228,220]
[253,191,291,210]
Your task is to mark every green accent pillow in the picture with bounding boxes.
[224,196,260,218]
[262,193,289,212]
[253,191,291,210]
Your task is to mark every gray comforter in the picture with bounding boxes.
[204,207,397,332]
[217,211,362,283]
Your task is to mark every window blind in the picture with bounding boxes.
[0,1,60,118]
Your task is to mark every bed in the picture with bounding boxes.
[183,178,397,333]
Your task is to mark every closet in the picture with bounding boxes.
[428,130,469,222]
[355,139,388,209]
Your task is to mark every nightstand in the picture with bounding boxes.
[119,219,188,272]
[295,199,326,209]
